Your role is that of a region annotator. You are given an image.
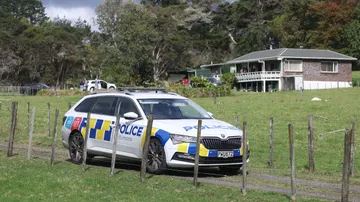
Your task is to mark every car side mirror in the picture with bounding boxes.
[124,112,139,120]
[208,112,214,117]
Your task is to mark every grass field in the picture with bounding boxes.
[0,87,359,185]
[0,153,327,202]
[352,70,360,79]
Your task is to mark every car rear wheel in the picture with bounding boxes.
[146,138,167,174]
[218,165,242,175]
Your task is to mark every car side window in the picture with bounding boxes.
[92,96,118,116]
[118,97,141,117]
[75,97,98,113]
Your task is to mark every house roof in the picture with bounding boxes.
[201,48,358,67]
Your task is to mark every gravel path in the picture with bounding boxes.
[1,142,360,202]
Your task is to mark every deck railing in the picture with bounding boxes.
[235,71,281,81]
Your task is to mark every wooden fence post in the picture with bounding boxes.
[110,113,121,176]
[235,115,239,129]
[7,101,18,157]
[47,103,51,137]
[193,120,202,187]
[341,129,352,202]
[308,115,315,173]
[242,121,248,196]
[50,109,59,165]
[140,115,154,182]
[82,112,91,171]
[350,121,355,177]
[269,117,274,168]
[68,102,72,110]
[27,102,30,137]
[27,107,36,160]
[289,124,296,202]
[213,91,217,104]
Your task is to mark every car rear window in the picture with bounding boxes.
[74,97,98,113]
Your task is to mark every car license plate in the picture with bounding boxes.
[217,151,234,158]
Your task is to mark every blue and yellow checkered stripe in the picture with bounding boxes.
[176,141,249,157]
[79,118,114,141]
[141,127,170,147]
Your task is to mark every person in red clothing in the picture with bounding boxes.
[182,77,189,85]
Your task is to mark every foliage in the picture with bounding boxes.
[189,76,212,88]
[220,72,236,88]
[36,89,89,96]
[166,82,231,98]
[352,78,360,87]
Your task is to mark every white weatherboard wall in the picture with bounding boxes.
[304,81,352,90]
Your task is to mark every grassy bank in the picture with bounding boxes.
[0,153,326,202]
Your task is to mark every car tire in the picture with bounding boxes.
[109,86,115,90]
[146,138,167,174]
[90,87,95,92]
[68,131,92,164]
[218,165,242,175]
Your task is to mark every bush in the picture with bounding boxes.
[37,89,89,96]
[166,83,231,98]
[221,73,236,88]
[189,76,212,88]
[352,78,360,87]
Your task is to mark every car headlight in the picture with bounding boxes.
[170,134,197,145]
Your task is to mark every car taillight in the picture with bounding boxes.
[63,116,67,125]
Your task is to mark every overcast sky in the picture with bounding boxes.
[41,0,236,31]
[41,0,107,30]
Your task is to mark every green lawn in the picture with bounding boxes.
[352,70,360,80]
[0,153,326,202]
[0,88,360,184]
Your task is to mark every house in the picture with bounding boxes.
[200,48,358,92]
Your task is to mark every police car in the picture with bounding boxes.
[61,88,249,174]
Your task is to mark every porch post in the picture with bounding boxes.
[279,59,283,91]
[263,80,266,93]
[279,78,282,91]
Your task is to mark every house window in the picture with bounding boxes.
[321,61,338,73]
[284,60,303,72]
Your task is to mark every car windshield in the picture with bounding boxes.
[137,98,212,120]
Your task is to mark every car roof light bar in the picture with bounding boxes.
[118,87,167,93]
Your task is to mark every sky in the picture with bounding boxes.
[41,0,106,30]
[41,0,236,31]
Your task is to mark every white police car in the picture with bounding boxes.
[61,88,249,174]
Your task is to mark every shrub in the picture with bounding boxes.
[166,83,231,98]
[37,89,89,96]
[221,73,236,88]
[189,76,212,88]
[352,78,360,87]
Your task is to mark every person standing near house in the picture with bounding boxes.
[79,80,84,90]
[182,77,189,85]
[95,78,99,89]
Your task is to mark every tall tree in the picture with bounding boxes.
[307,0,358,49]
[0,0,48,25]
[269,0,313,48]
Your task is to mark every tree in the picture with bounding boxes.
[307,0,358,49]
[269,0,313,48]
[0,0,48,25]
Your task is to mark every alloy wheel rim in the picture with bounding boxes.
[147,141,163,171]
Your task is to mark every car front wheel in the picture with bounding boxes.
[146,138,167,174]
